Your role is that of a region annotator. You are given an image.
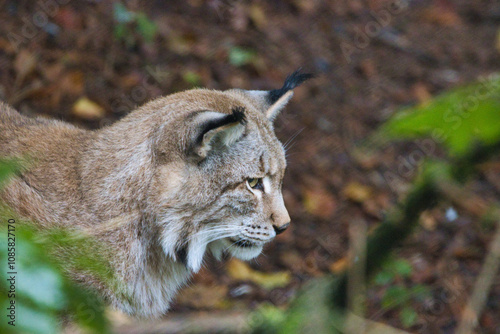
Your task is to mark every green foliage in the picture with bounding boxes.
[250,278,346,334]
[229,47,257,67]
[113,3,134,23]
[0,160,111,333]
[400,306,418,328]
[249,303,286,334]
[113,2,157,46]
[373,257,412,285]
[182,71,202,87]
[135,13,157,43]
[0,159,23,189]
[380,285,429,309]
[379,74,500,156]
[373,257,430,328]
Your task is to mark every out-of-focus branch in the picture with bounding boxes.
[345,313,412,334]
[456,219,500,334]
[107,310,248,334]
[345,218,368,333]
[435,179,489,218]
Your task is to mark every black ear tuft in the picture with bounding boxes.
[268,69,314,104]
[196,107,246,144]
[231,106,247,124]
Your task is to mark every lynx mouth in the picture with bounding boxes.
[222,237,264,261]
[230,237,257,248]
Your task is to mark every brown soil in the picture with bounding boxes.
[1,0,499,332]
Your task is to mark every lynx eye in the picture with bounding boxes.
[247,178,263,190]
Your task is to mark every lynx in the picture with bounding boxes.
[0,71,312,317]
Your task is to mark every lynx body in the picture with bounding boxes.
[0,72,311,317]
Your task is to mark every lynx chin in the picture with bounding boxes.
[0,70,312,317]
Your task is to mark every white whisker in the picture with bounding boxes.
[283,127,304,151]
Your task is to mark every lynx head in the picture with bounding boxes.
[144,71,312,272]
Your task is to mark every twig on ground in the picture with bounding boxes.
[456,219,500,334]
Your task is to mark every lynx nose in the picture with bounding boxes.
[273,222,290,235]
[270,193,291,236]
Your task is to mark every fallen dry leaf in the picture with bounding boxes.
[342,182,373,203]
[176,284,229,309]
[249,3,267,30]
[0,37,16,54]
[412,82,432,104]
[420,6,461,26]
[419,210,437,231]
[226,259,291,290]
[329,256,348,274]
[292,0,321,13]
[302,187,337,219]
[279,250,303,271]
[362,199,383,219]
[60,70,85,96]
[14,50,37,85]
[352,149,379,169]
[72,97,105,120]
[43,63,64,82]
[54,7,83,30]
[105,308,132,326]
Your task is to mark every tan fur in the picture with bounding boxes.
[0,86,296,317]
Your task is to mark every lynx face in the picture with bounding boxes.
[151,72,312,273]
[186,110,289,265]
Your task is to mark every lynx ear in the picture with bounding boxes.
[191,107,246,159]
[239,70,313,122]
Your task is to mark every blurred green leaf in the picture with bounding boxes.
[400,306,418,328]
[379,74,500,156]
[16,304,58,334]
[0,216,112,334]
[410,284,431,300]
[17,264,66,310]
[0,159,22,190]
[374,270,394,285]
[113,2,134,23]
[114,23,127,40]
[381,286,410,309]
[229,47,257,67]
[249,303,286,334]
[392,259,412,278]
[252,278,345,334]
[0,159,112,334]
[182,71,201,87]
[374,257,413,286]
[113,3,157,45]
[136,13,157,43]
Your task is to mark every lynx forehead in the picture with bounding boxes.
[0,70,312,317]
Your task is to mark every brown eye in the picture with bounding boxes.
[247,178,263,190]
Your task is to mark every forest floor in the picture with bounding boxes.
[1,0,500,333]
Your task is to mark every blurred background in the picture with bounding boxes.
[1,0,500,333]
